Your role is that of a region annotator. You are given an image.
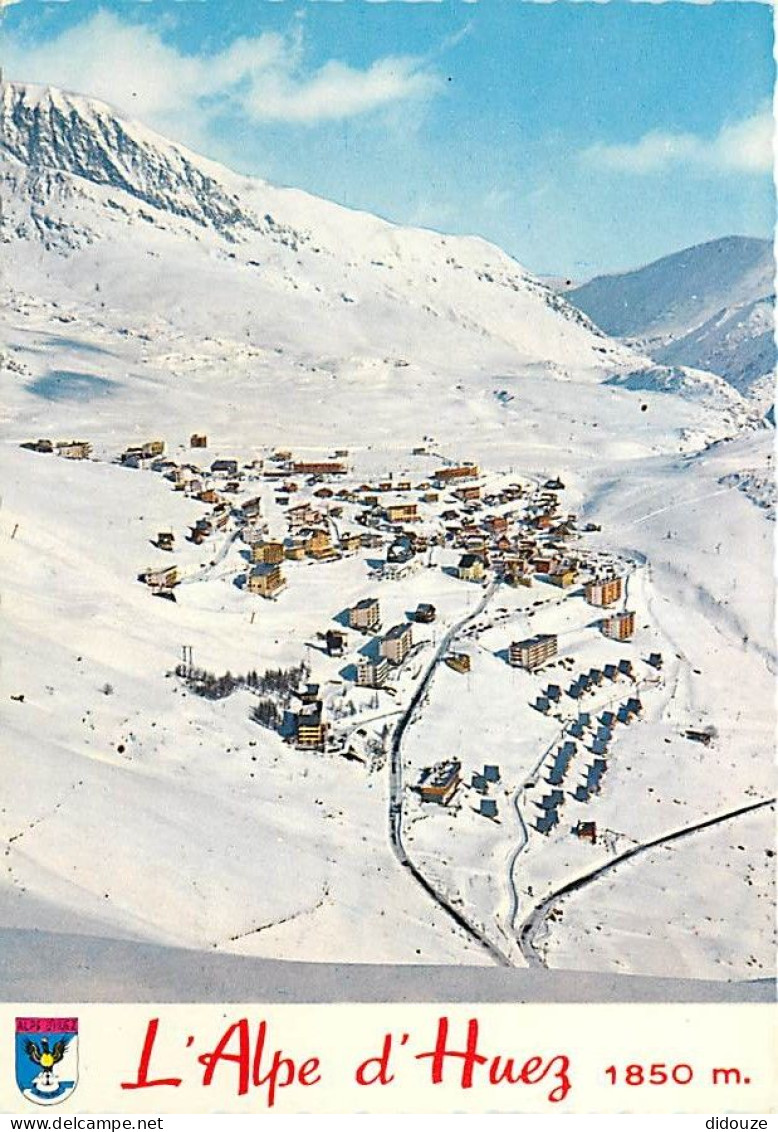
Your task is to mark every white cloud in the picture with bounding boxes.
[583,109,774,176]
[0,10,440,134]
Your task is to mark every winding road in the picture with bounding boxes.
[516,794,776,967]
[387,578,512,965]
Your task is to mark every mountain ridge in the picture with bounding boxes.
[566,236,775,399]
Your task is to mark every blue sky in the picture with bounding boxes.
[0,1,773,277]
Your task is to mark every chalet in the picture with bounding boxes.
[537,809,559,835]
[56,440,92,460]
[356,656,389,689]
[685,728,714,747]
[484,764,500,784]
[287,502,321,531]
[618,658,634,677]
[533,557,559,575]
[247,563,285,598]
[384,554,422,582]
[156,531,174,552]
[472,773,487,793]
[544,478,565,491]
[211,459,239,476]
[360,532,384,549]
[575,821,597,844]
[241,496,262,520]
[384,502,418,523]
[284,540,306,561]
[433,464,479,486]
[585,576,623,607]
[295,703,326,751]
[305,529,336,560]
[601,610,635,641]
[648,652,664,669]
[548,747,574,786]
[190,433,207,448]
[22,438,54,454]
[349,598,381,632]
[252,541,285,565]
[445,653,471,674]
[141,564,179,590]
[189,523,211,545]
[548,568,577,589]
[152,458,177,475]
[479,798,498,819]
[198,488,221,505]
[540,790,564,811]
[457,553,485,582]
[387,537,414,564]
[486,516,510,537]
[416,759,461,805]
[454,485,481,503]
[381,622,413,666]
[339,532,363,554]
[414,603,436,624]
[325,630,346,657]
[503,562,532,588]
[422,491,439,504]
[509,633,558,670]
[314,487,334,499]
[292,461,347,477]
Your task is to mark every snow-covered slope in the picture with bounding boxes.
[567,237,775,400]
[0,81,629,380]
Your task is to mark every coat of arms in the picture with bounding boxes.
[15,1018,78,1105]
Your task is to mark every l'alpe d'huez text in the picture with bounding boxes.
[121,1017,572,1106]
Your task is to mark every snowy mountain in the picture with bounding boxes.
[0,81,629,381]
[566,237,775,401]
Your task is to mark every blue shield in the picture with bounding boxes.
[16,1018,79,1105]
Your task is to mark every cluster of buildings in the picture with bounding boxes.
[531,693,645,837]
[349,600,415,689]
[22,438,92,460]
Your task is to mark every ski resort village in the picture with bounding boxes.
[0,81,775,994]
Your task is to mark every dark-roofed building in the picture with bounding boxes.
[479,798,498,819]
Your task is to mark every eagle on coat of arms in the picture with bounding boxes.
[24,1036,70,1088]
